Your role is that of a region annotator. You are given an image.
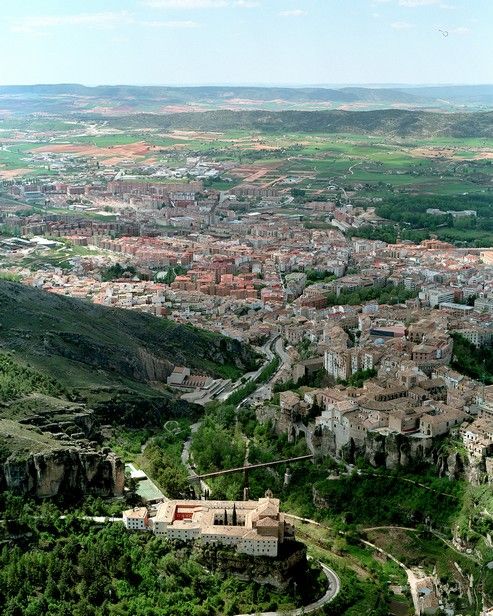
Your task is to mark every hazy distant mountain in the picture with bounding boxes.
[399,84,493,105]
[1,84,492,115]
[338,87,428,104]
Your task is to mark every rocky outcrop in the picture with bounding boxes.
[137,348,174,382]
[311,424,493,484]
[0,399,125,499]
[312,425,337,458]
[195,540,308,591]
[436,451,465,481]
[43,332,176,384]
[1,448,124,498]
[208,337,258,372]
[363,431,436,469]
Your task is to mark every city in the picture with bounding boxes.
[1,1,493,615]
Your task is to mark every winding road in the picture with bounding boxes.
[235,561,340,616]
[286,514,421,615]
[217,336,278,404]
[177,338,341,615]
[181,421,212,496]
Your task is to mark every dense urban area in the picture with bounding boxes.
[1,83,493,616]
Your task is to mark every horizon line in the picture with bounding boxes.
[0,82,492,89]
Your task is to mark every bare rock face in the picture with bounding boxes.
[362,431,432,469]
[0,401,125,499]
[312,425,337,458]
[195,540,308,591]
[486,459,493,484]
[137,348,174,382]
[1,449,125,498]
[436,451,465,481]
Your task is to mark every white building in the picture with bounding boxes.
[127,496,290,558]
[123,507,150,531]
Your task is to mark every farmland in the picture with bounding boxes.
[1,117,492,199]
[1,113,492,249]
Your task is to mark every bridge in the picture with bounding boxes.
[191,454,314,481]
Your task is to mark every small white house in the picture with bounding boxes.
[123,507,150,531]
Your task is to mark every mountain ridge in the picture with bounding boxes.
[1,83,493,115]
[99,108,493,138]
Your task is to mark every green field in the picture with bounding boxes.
[1,123,492,250]
[1,121,492,201]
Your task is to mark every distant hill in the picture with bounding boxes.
[399,84,493,105]
[0,83,424,104]
[1,84,492,115]
[103,109,493,138]
[338,87,426,104]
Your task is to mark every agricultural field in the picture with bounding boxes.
[1,118,492,249]
[1,116,492,199]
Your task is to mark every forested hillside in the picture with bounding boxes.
[0,280,257,394]
[102,109,493,138]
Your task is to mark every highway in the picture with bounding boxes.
[238,336,291,408]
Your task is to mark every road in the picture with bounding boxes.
[273,336,290,366]
[182,335,291,495]
[59,511,340,616]
[181,421,212,496]
[235,560,340,616]
[217,336,278,403]
[359,536,421,616]
[59,515,122,523]
[238,336,290,408]
[285,512,421,615]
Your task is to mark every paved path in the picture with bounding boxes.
[59,515,122,523]
[238,336,289,408]
[181,421,211,496]
[364,525,418,533]
[359,536,420,615]
[235,561,340,616]
[285,513,322,527]
[285,514,421,615]
[360,472,459,499]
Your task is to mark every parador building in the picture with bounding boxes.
[123,493,292,558]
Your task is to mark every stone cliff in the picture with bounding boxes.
[195,541,308,591]
[0,397,125,499]
[1,448,124,498]
[313,424,492,484]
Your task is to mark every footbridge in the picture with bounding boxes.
[189,454,314,499]
[191,454,314,481]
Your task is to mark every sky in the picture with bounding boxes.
[0,0,491,86]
